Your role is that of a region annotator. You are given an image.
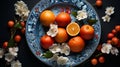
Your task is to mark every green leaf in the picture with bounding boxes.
[42,51,53,58]
[71,11,77,17]
[8,38,15,47]
[87,18,98,25]
[14,22,22,29]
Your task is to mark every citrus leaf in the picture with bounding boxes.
[87,18,98,25]
[43,51,53,58]
[71,11,77,17]
[14,22,22,29]
[8,38,15,47]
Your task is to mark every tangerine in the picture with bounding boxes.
[68,36,85,52]
[66,22,80,36]
[55,28,68,43]
[80,24,94,40]
[40,10,55,26]
[55,12,71,27]
[40,35,54,49]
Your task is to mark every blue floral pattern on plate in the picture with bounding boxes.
[26,0,101,67]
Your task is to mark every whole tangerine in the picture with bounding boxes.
[40,35,54,49]
[80,25,94,40]
[55,28,68,43]
[40,10,55,26]
[55,12,71,27]
[68,36,85,52]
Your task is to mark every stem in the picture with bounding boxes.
[11,28,17,39]
[95,52,103,57]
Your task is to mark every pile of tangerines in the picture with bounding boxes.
[39,10,95,53]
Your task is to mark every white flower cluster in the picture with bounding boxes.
[101,43,119,56]
[0,47,22,67]
[102,6,115,22]
[47,24,58,37]
[76,10,88,21]
[49,43,70,65]
[14,1,30,21]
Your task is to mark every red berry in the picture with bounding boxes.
[91,58,98,65]
[107,33,114,39]
[99,56,105,63]
[14,35,21,42]
[20,21,25,27]
[107,40,112,44]
[8,20,14,27]
[96,0,102,7]
[97,44,102,51]
[3,41,8,48]
[21,27,25,34]
[112,29,117,34]
[115,25,120,32]
[112,37,119,45]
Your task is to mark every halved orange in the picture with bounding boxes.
[66,22,80,36]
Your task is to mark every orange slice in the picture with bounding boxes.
[66,22,80,36]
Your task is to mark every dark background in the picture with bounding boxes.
[0,0,120,67]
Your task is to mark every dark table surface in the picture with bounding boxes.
[0,0,120,67]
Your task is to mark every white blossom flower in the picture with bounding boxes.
[60,43,70,56]
[101,43,112,54]
[49,43,61,54]
[57,56,69,65]
[76,10,87,21]
[102,15,111,22]
[105,6,115,16]
[14,1,30,21]
[5,53,15,62]
[0,48,4,58]
[49,53,59,61]
[47,24,58,37]
[11,60,22,67]
[9,47,19,57]
[110,47,119,56]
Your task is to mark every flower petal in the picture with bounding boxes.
[49,43,61,54]
[60,43,70,56]
[47,24,58,37]
[57,56,69,65]
[101,43,112,54]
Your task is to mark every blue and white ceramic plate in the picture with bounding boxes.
[26,0,101,67]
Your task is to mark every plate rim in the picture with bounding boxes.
[25,0,101,66]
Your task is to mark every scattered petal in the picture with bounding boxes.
[101,43,112,54]
[76,10,87,21]
[47,24,58,37]
[0,48,4,58]
[60,43,70,56]
[9,47,19,57]
[105,6,115,16]
[5,53,15,62]
[102,15,111,22]
[57,56,69,65]
[110,47,119,56]
[11,60,22,67]
[49,43,61,54]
